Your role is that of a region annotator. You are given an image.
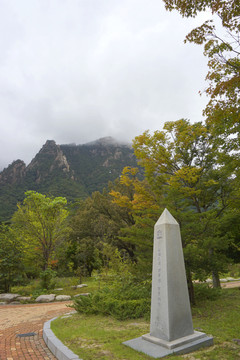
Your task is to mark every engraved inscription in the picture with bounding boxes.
[153,228,163,331]
[157,247,161,307]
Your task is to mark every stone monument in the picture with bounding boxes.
[123,208,213,358]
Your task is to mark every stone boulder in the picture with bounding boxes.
[0,293,20,303]
[35,294,56,303]
[10,301,21,305]
[55,295,71,301]
[71,284,88,289]
[74,293,90,297]
[17,296,32,302]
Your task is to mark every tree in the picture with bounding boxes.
[0,224,24,292]
[12,191,69,271]
[110,166,162,277]
[162,0,240,148]
[133,119,233,297]
[161,0,240,291]
[66,190,133,277]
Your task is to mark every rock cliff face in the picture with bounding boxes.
[27,140,73,184]
[0,137,139,222]
[28,140,70,173]
[0,160,26,185]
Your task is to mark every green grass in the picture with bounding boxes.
[51,288,240,360]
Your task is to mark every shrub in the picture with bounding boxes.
[228,264,240,278]
[107,298,150,320]
[39,269,57,290]
[11,279,41,296]
[194,283,222,302]
[73,278,151,320]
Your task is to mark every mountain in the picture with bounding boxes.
[0,137,139,222]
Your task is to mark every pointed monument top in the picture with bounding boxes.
[156,208,179,226]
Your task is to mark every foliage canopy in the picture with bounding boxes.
[12,191,69,271]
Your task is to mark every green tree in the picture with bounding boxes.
[12,191,69,271]
[0,225,24,292]
[161,0,240,291]
[133,120,233,297]
[219,198,240,266]
[66,191,132,277]
[162,0,240,148]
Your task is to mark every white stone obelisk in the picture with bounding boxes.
[148,208,194,340]
[123,209,213,358]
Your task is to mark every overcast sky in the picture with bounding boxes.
[0,0,211,170]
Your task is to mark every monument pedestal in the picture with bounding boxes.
[123,209,213,358]
[123,332,213,358]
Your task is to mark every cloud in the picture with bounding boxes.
[0,0,210,170]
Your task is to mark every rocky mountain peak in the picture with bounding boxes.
[39,139,58,154]
[0,137,139,222]
[25,140,72,186]
[0,159,26,185]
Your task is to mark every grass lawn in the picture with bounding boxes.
[51,287,240,360]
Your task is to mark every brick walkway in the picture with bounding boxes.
[0,302,72,360]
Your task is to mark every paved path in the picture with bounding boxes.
[221,280,240,289]
[0,302,72,360]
